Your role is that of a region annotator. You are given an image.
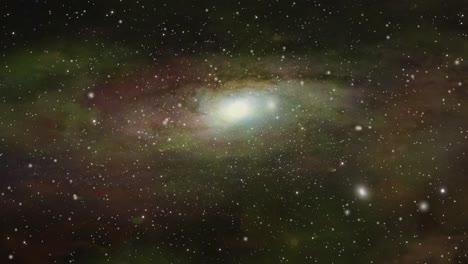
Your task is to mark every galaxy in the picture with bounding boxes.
[1,1,468,263]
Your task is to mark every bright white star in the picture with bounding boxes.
[356,185,369,199]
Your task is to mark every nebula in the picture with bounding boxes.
[1,1,468,263]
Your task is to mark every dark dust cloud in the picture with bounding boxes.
[1,0,468,263]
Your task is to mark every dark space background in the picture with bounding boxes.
[1,0,468,263]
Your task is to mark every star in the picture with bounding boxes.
[418,201,429,212]
[356,185,369,199]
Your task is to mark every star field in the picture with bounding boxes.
[1,1,468,264]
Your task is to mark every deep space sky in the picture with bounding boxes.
[1,0,468,263]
